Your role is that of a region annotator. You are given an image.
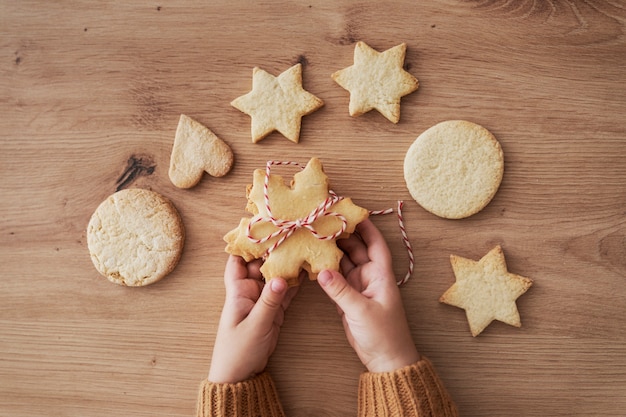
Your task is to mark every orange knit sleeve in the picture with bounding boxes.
[196,372,286,417]
[358,357,458,417]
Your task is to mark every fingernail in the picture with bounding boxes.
[317,270,332,286]
[270,278,287,294]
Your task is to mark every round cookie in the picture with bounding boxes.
[87,188,185,286]
[404,120,504,219]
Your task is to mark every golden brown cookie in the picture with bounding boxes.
[169,114,234,189]
[404,120,504,219]
[224,158,369,286]
[439,245,533,336]
[231,63,324,143]
[87,188,185,286]
[331,41,418,123]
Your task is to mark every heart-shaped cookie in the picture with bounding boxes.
[169,114,234,188]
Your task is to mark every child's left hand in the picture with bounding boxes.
[208,255,301,384]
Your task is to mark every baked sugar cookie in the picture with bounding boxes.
[331,41,418,123]
[169,114,234,189]
[404,120,504,219]
[87,188,185,286]
[231,63,324,143]
[440,245,533,336]
[224,158,369,286]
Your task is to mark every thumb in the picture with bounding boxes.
[317,269,363,317]
[249,277,288,328]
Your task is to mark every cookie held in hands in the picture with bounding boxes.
[332,41,419,123]
[439,245,533,336]
[224,158,369,286]
[169,114,234,189]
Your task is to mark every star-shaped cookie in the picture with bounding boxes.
[331,41,419,123]
[439,245,533,336]
[224,158,369,286]
[231,63,324,143]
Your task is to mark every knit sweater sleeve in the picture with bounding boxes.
[358,357,458,417]
[196,372,286,417]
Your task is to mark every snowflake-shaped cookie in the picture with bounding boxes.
[224,158,369,286]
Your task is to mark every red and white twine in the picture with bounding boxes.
[392,200,414,286]
[246,161,348,255]
[246,161,415,286]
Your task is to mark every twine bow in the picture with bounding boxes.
[246,161,349,256]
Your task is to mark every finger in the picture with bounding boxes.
[246,258,264,281]
[337,233,370,266]
[317,269,365,318]
[224,255,248,288]
[356,219,392,265]
[339,253,355,276]
[248,277,289,329]
[344,265,365,293]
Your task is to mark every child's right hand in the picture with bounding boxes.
[317,219,420,373]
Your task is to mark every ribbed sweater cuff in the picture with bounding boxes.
[358,357,458,417]
[196,372,286,417]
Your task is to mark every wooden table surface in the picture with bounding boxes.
[2,1,625,416]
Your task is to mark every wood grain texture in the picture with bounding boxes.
[1,0,625,416]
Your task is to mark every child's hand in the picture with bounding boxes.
[208,255,300,383]
[317,219,420,373]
